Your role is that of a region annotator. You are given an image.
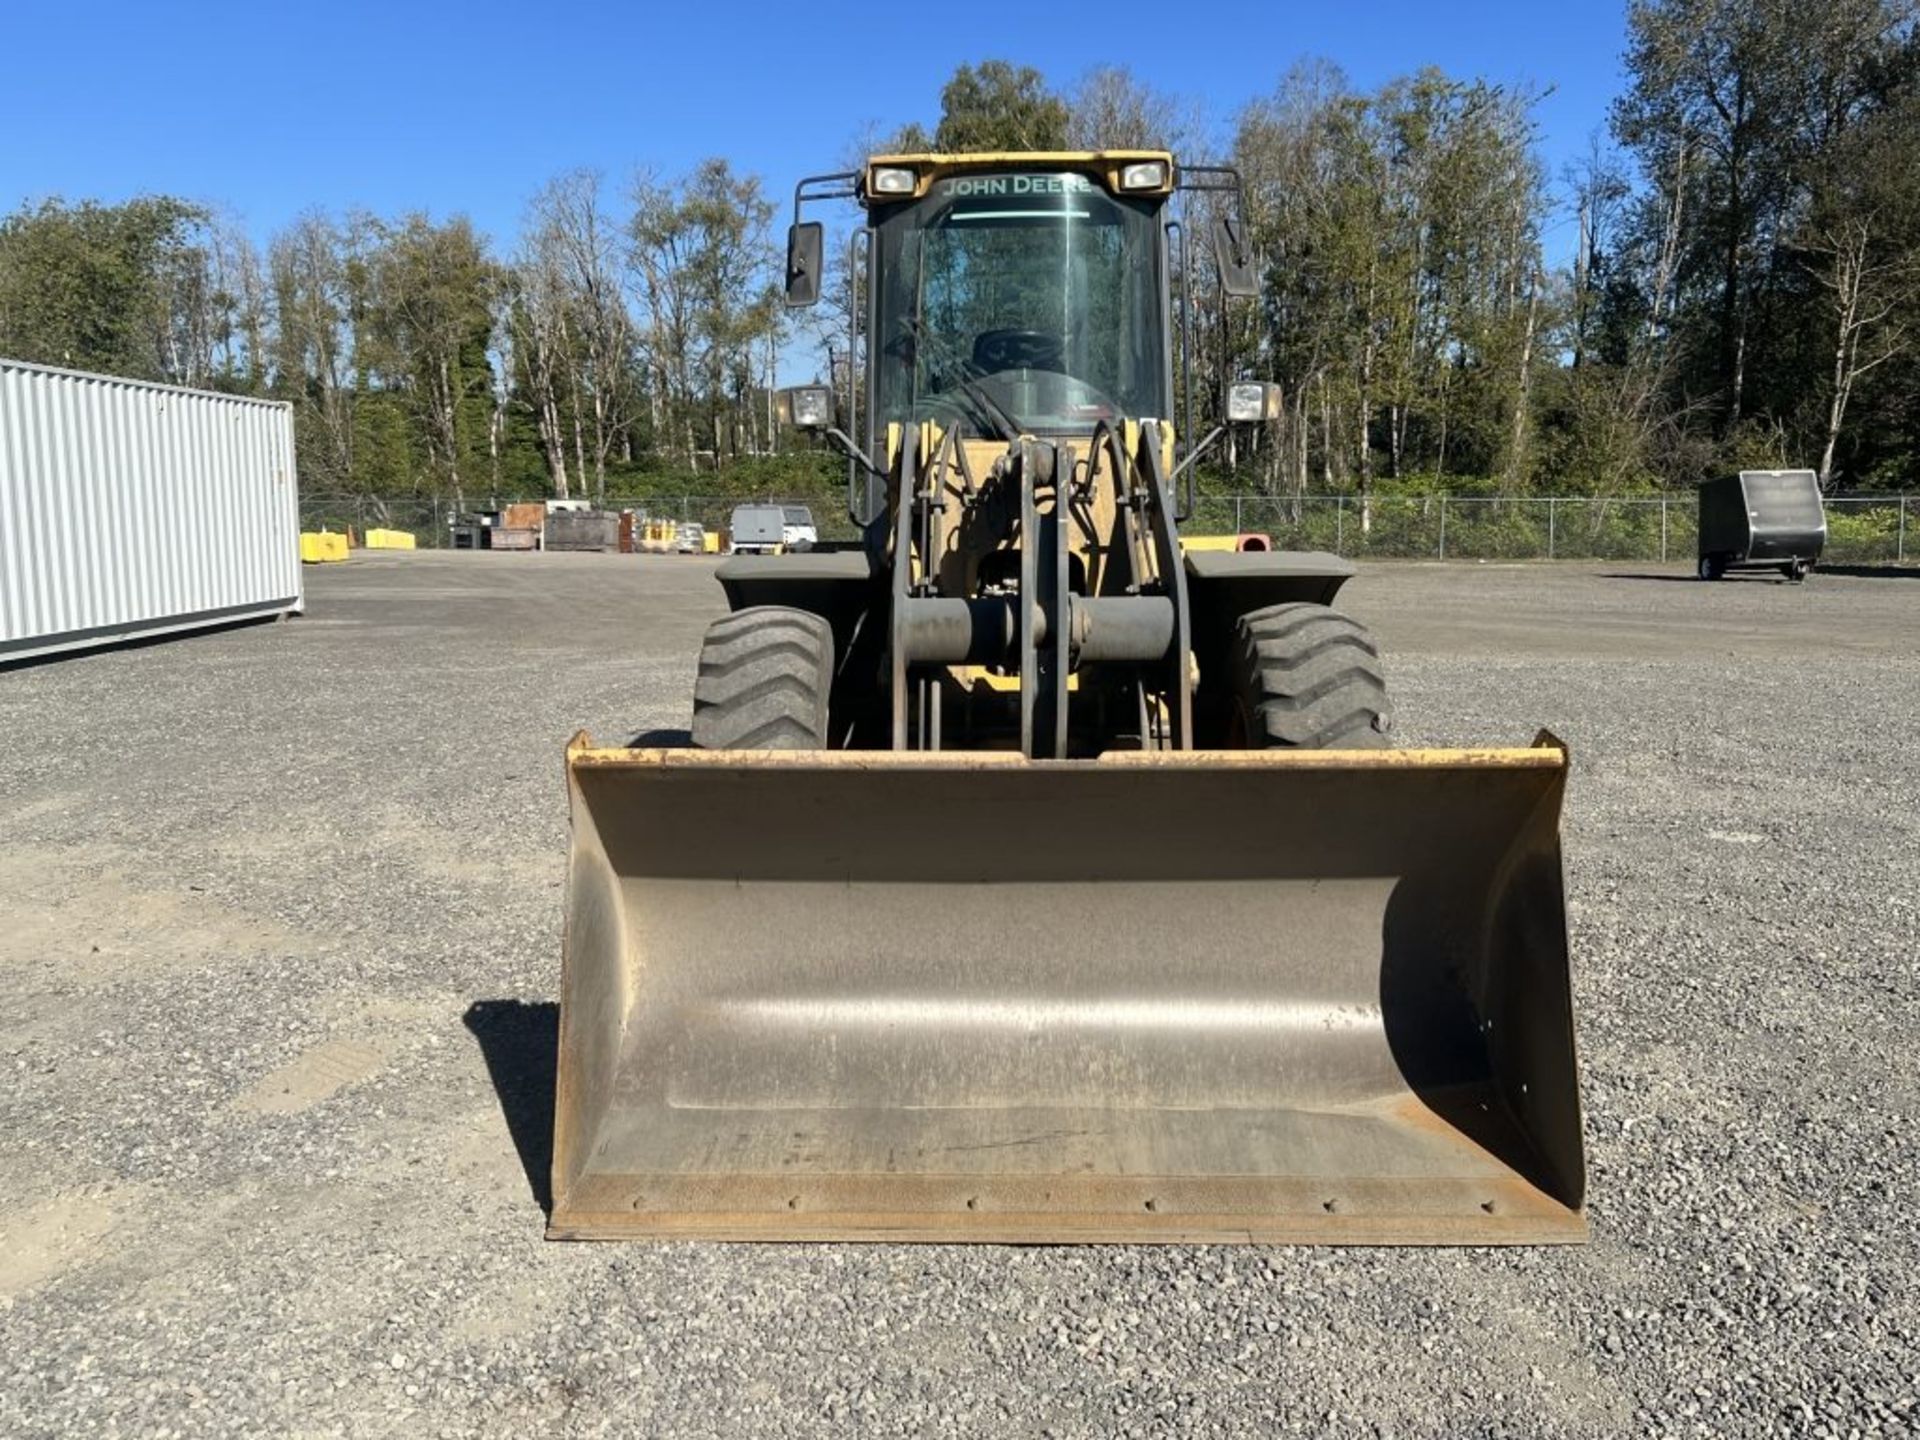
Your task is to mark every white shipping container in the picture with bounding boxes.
[1,357,303,663]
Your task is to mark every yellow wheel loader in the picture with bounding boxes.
[553,152,1584,1243]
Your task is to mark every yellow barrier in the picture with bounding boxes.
[702,531,721,554]
[300,532,350,564]
[1180,534,1239,553]
[365,528,417,550]
[1181,533,1274,554]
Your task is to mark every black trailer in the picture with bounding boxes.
[1697,470,1826,582]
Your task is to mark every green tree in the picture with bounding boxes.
[1233,66,1549,505]
[930,61,1070,152]
[361,215,500,506]
[1800,87,1920,485]
[629,160,780,471]
[0,196,212,382]
[516,171,645,502]
[269,212,370,493]
[1613,0,1918,453]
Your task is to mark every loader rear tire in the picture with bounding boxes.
[1230,603,1392,749]
[691,606,833,750]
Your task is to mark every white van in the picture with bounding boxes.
[781,505,818,553]
[727,504,786,555]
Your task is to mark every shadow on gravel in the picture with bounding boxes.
[1602,566,1918,583]
[624,727,692,746]
[1810,564,1920,579]
[464,1000,558,1215]
[0,613,283,671]
[1599,572,1790,584]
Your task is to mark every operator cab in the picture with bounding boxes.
[867,167,1170,439]
[778,151,1266,527]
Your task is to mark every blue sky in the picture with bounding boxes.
[3,1,1628,249]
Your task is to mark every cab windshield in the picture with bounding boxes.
[871,172,1168,438]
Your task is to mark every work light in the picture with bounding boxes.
[776,385,835,431]
[1226,381,1283,424]
[1118,161,1168,191]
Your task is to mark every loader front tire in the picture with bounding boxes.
[1230,603,1392,749]
[691,606,833,750]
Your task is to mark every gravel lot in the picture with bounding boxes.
[2,551,1915,1437]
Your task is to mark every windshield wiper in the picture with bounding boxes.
[952,374,1021,446]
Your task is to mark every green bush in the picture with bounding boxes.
[1824,504,1905,563]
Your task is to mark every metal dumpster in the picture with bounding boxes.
[546,510,619,552]
[1697,470,1826,582]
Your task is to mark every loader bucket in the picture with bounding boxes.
[551,737,1584,1244]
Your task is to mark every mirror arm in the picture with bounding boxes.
[1169,425,1225,487]
[1159,422,1221,526]
[825,426,885,480]
[791,171,859,226]
[827,424,885,526]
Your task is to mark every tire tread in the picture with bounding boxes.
[1232,602,1393,749]
[690,606,832,750]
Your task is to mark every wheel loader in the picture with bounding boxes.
[552,151,1584,1243]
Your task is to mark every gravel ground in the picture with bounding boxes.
[1,551,1915,1438]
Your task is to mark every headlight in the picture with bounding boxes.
[776,385,835,431]
[1118,161,1168,192]
[1226,381,1283,424]
[869,166,916,196]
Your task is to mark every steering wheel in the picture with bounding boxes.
[973,328,1065,374]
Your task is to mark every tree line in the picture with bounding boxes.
[0,165,792,508]
[1,1,1916,508]
[1220,0,1920,500]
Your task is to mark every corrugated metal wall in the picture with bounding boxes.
[1,358,303,661]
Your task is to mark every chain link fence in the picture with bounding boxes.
[299,494,452,544]
[1189,494,1913,565]
[299,492,1913,564]
[296,494,868,548]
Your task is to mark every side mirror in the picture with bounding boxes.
[776,384,836,431]
[1225,381,1283,424]
[1212,215,1259,298]
[785,222,824,307]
